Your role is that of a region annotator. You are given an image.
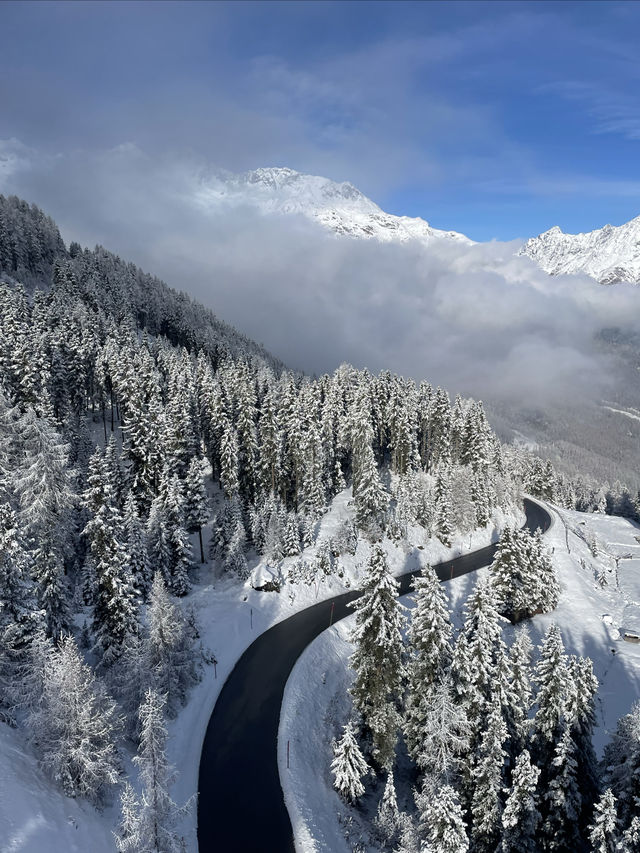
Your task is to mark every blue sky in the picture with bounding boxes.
[1,0,640,240]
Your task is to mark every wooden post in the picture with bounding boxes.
[329,602,335,626]
[213,659,217,679]
[287,740,290,769]
[250,608,253,630]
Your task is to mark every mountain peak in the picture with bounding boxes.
[196,166,473,247]
[519,215,640,284]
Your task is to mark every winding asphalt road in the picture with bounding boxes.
[197,498,551,853]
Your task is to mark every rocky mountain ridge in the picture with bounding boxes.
[519,217,640,285]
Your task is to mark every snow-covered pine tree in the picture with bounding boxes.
[417,783,468,853]
[108,630,149,742]
[114,782,142,852]
[588,789,619,853]
[210,496,246,571]
[350,387,388,537]
[299,403,326,520]
[300,512,316,548]
[219,417,240,499]
[387,380,418,475]
[282,512,301,556]
[433,463,453,546]
[411,677,470,785]
[500,749,541,853]
[163,370,200,480]
[526,528,559,615]
[540,725,582,852]
[404,566,453,763]
[531,625,571,768]
[566,654,599,820]
[603,701,640,828]
[257,383,282,496]
[233,360,259,501]
[621,816,640,853]
[7,627,52,714]
[427,387,452,471]
[146,573,199,718]
[184,456,210,564]
[33,544,70,639]
[85,471,139,666]
[504,625,533,756]
[84,455,139,667]
[447,620,471,697]
[489,526,526,622]
[450,394,466,464]
[123,491,152,601]
[460,579,508,727]
[471,470,492,528]
[331,720,369,803]
[28,635,120,803]
[263,498,287,562]
[162,472,191,596]
[225,518,249,578]
[450,465,478,533]
[417,380,433,469]
[121,688,190,853]
[104,433,125,508]
[491,527,558,623]
[348,545,405,768]
[470,696,508,853]
[11,407,75,636]
[374,769,401,846]
[146,495,172,586]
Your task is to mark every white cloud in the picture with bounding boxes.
[0,138,37,192]
[4,139,637,415]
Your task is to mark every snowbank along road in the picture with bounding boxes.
[197,497,551,853]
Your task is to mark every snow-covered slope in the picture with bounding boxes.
[280,503,640,852]
[195,166,473,246]
[0,724,115,853]
[519,216,640,284]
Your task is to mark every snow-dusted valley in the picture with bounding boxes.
[1,187,640,853]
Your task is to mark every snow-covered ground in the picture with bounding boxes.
[0,725,115,853]
[279,502,640,852]
[0,487,521,852]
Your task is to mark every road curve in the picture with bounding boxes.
[197,498,551,853]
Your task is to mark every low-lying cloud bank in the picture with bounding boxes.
[2,139,637,410]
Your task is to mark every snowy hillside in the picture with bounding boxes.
[0,724,115,853]
[280,503,640,852]
[519,216,640,284]
[195,166,473,246]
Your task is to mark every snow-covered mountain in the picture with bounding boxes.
[519,216,640,284]
[195,166,473,246]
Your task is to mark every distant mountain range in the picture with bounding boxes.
[519,218,640,285]
[198,166,640,288]
[189,166,640,490]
